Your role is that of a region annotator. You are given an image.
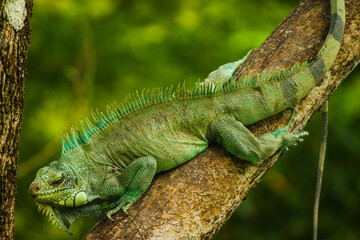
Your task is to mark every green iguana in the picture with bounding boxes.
[29,0,345,235]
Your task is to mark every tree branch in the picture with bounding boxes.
[0,0,33,239]
[84,0,360,239]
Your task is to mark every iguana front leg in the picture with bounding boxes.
[104,156,157,219]
[211,111,307,164]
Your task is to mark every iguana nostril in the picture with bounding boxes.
[29,182,40,198]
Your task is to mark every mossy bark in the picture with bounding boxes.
[0,0,32,239]
[85,0,360,239]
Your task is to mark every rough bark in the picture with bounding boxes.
[0,0,32,239]
[85,0,360,239]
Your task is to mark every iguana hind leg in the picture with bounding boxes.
[105,156,157,219]
[211,112,308,164]
[201,48,255,86]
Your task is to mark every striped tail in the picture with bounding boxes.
[308,0,345,85]
[229,0,346,125]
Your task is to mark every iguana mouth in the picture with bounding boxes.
[30,188,67,199]
[29,181,87,206]
[29,181,64,198]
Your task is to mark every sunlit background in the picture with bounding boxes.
[16,0,360,239]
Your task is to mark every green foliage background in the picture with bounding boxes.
[16,0,360,239]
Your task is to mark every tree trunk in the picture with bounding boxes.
[85,0,360,239]
[0,0,32,239]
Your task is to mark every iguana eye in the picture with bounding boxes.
[51,174,64,186]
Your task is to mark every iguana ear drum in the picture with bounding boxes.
[57,190,87,207]
[74,191,87,206]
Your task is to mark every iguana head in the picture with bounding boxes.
[29,160,100,234]
[29,161,88,207]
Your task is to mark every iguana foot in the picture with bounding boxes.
[279,107,308,150]
[280,130,308,151]
[106,196,135,220]
[202,48,256,87]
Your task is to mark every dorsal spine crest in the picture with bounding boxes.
[61,61,308,156]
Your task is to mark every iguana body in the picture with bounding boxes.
[29,0,345,234]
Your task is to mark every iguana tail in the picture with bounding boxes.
[313,102,329,240]
[271,0,345,114]
[308,0,345,85]
[309,1,344,239]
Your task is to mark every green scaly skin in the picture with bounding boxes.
[29,0,345,234]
